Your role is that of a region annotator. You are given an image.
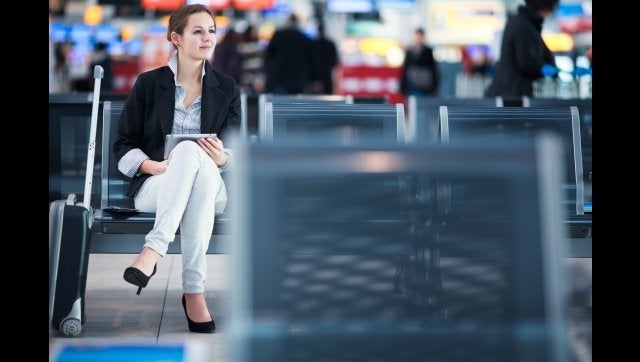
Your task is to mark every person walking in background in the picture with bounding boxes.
[400,27,439,97]
[115,4,240,334]
[211,27,243,86]
[237,24,266,94]
[312,24,338,94]
[485,0,559,97]
[53,41,72,93]
[265,13,315,94]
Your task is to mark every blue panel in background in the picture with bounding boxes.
[377,0,416,11]
[556,4,584,17]
[95,24,120,45]
[55,345,185,362]
[327,0,375,13]
[51,23,69,43]
[125,38,143,57]
[69,23,93,44]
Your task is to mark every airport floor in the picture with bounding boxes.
[49,254,232,361]
[49,254,592,362]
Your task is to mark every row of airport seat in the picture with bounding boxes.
[407,96,592,182]
[49,94,592,255]
[49,94,592,204]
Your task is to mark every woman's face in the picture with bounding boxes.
[175,12,216,61]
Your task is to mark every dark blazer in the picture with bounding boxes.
[312,36,338,94]
[265,27,315,94]
[400,44,440,95]
[485,5,555,97]
[113,61,241,197]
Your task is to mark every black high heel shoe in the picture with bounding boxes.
[123,264,157,295]
[182,294,216,333]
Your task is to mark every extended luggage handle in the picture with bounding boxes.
[82,65,103,209]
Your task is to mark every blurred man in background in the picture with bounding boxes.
[265,14,315,94]
[485,0,559,97]
[312,24,338,95]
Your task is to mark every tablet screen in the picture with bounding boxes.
[164,133,217,159]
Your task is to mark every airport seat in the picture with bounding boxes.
[90,101,231,254]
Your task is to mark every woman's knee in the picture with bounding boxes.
[171,140,202,158]
[171,141,220,171]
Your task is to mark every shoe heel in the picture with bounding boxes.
[123,264,158,296]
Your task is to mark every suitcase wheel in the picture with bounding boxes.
[60,318,82,337]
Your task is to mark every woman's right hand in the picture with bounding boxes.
[139,159,169,175]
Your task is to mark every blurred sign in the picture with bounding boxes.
[338,65,404,104]
[112,59,140,94]
[83,5,104,26]
[340,37,404,67]
[187,0,231,10]
[141,0,185,11]
[377,0,415,12]
[51,23,69,43]
[426,0,505,45]
[554,2,592,33]
[233,0,275,10]
[327,0,374,13]
[95,24,120,44]
[140,25,172,72]
[69,23,93,44]
[542,32,574,52]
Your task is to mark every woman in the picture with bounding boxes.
[485,0,559,97]
[114,4,240,334]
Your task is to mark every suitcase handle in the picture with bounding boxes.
[82,65,103,209]
[94,65,104,79]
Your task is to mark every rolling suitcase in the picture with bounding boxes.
[49,65,103,337]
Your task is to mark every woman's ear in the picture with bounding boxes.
[170,31,180,47]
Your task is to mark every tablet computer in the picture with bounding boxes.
[164,133,217,159]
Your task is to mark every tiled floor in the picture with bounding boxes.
[50,254,592,362]
[49,254,231,361]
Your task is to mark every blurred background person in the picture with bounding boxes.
[311,23,338,95]
[89,42,113,92]
[400,27,439,97]
[265,13,315,94]
[238,24,266,94]
[53,41,72,93]
[485,0,559,97]
[211,27,243,86]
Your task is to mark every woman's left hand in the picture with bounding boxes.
[197,136,228,167]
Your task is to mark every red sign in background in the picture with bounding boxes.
[141,0,185,11]
[337,65,405,104]
[233,0,275,10]
[111,59,140,94]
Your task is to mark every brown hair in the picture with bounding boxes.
[166,4,217,45]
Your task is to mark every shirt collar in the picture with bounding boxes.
[168,52,207,86]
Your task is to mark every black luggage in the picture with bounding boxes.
[49,65,103,337]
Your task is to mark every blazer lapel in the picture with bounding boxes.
[157,67,176,136]
[201,63,222,133]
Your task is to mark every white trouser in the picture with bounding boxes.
[134,141,227,293]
